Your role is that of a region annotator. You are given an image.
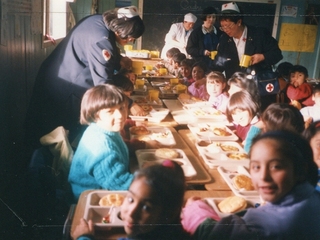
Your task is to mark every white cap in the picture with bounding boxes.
[221,2,240,13]
[117,6,139,19]
[184,13,197,23]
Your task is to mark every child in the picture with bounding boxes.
[171,52,186,77]
[226,91,261,142]
[206,71,229,113]
[181,130,320,239]
[244,103,305,153]
[113,73,135,97]
[287,65,314,109]
[303,120,320,192]
[180,59,195,86]
[72,160,192,240]
[300,84,320,123]
[68,84,133,202]
[118,68,137,85]
[188,61,208,100]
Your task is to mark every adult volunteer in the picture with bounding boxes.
[25,6,145,151]
[212,2,283,79]
[186,7,221,69]
[160,13,197,59]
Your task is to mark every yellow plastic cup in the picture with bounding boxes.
[132,61,144,75]
[170,78,179,86]
[239,55,252,67]
[175,84,187,93]
[124,45,133,51]
[150,50,160,58]
[148,89,160,101]
[135,79,145,89]
[158,68,168,76]
[210,51,217,60]
[145,65,153,71]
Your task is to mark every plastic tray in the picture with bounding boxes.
[217,165,259,198]
[195,140,249,168]
[130,126,176,146]
[129,107,169,123]
[183,106,227,121]
[135,149,197,178]
[83,190,128,227]
[130,95,163,106]
[177,97,210,108]
[188,123,238,141]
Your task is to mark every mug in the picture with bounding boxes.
[239,55,252,68]
[210,51,218,60]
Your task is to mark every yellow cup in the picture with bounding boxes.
[148,89,160,101]
[239,55,252,68]
[158,68,168,76]
[132,61,144,75]
[170,78,179,86]
[175,84,187,93]
[145,65,153,71]
[136,79,145,89]
[124,45,133,51]
[150,50,160,58]
[210,51,217,60]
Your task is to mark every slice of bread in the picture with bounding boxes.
[99,194,124,207]
[218,196,247,213]
[232,174,255,190]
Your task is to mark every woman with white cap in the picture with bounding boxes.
[25,6,145,155]
[160,13,197,59]
[212,2,282,79]
[186,6,221,69]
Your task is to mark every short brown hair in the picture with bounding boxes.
[80,84,128,125]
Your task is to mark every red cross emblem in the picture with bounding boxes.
[266,83,274,92]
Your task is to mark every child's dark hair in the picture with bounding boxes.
[276,62,293,80]
[226,90,260,123]
[80,84,127,125]
[180,59,195,68]
[172,53,186,66]
[113,74,134,92]
[133,160,185,223]
[290,65,308,78]
[250,130,318,186]
[313,84,320,95]
[303,120,320,143]
[192,61,208,74]
[262,103,305,133]
[166,47,181,58]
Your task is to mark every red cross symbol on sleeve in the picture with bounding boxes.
[266,83,274,92]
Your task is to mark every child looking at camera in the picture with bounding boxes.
[188,61,208,99]
[68,84,133,202]
[287,65,314,109]
[300,84,320,124]
[72,160,191,240]
[206,71,229,113]
[180,59,195,86]
[182,131,320,239]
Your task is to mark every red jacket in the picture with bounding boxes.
[286,82,314,106]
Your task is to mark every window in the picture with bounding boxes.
[43,0,67,47]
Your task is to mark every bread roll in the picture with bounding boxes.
[218,196,247,213]
[99,194,124,207]
[155,148,179,159]
[232,174,254,190]
[130,126,150,135]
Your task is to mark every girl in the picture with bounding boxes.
[206,71,229,113]
[303,120,320,192]
[68,84,133,202]
[226,90,261,142]
[182,131,320,239]
[188,61,208,99]
[72,160,191,240]
[180,59,195,86]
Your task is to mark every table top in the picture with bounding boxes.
[70,189,233,239]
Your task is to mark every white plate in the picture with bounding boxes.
[129,107,169,123]
[83,190,128,227]
[204,197,260,218]
[130,127,176,146]
[196,141,249,168]
[135,149,197,178]
[217,165,259,198]
[188,123,238,141]
[184,106,227,121]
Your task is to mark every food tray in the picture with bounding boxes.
[159,86,179,96]
[217,165,259,198]
[204,197,260,218]
[177,97,210,108]
[135,149,197,178]
[133,84,148,93]
[130,127,176,146]
[188,123,238,141]
[150,81,168,87]
[129,107,169,123]
[83,190,127,227]
[183,106,227,121]
[130,95,163,106]
[195,140,249,168]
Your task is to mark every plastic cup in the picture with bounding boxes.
[239,55,252,67]
[150,50,160,58]
[148,89,160,101]
[170,78,179,86]
[132,61,144,75]
[124,45,133,51]
[210,51,217,60]
[135,79,145,89]
[175,84,187,93]
[158,68,168,76]
[145,65,153,71]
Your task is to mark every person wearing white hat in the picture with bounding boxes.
[25,6,145,154]
[212,2,283,79]
[160,13,197,59]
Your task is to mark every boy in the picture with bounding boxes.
[300,84,320,123]
[286,65,314,109]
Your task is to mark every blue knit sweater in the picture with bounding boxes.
[68,123,133,201]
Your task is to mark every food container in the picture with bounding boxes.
[188,123,238,141]
[129,107,170,123]
[130,127,176,146]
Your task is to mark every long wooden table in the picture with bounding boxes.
[70,189,233,240]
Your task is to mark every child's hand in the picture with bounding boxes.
[71,218,94,240]
[145,140,162,149]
